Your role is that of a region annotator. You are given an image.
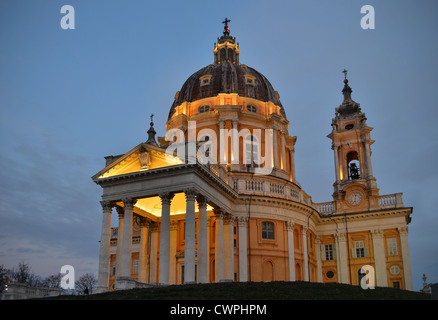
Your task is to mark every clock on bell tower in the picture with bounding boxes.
[327,70,380,213]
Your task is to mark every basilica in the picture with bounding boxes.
[92,20,413,292]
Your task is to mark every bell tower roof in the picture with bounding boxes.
[335,70,362,118]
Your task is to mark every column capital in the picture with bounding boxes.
[135,216,150,228]
[184,188,197,201]
[170,220,178,231]
[213,209,225,219]
[286,220,295,231]
[335,232,347,242]
[149,221,159,232]
[100,201,113,211]
[115,206,124,217]
[371,229,383,239]
[122,198,137,209]
[197,195,209,208]
[398,226,409,237]
[237,216,248,227]
[223,214,234,225]
[301,225,308,235]
[159,192,175,205]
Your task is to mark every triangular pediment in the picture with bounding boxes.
[92,143,183,181]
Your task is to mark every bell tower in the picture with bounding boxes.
[327,71,380,212]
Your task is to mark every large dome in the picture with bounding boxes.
[168,62,286,120]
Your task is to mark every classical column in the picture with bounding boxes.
[315,237,322,283]
[214,210,225,282]
[398,227,413,290]
[237,217,248,282]
[332,143,340,182]
[288,146,296,182]
[197,196,209,283]
[272,126,279,169]
[138,218,150,283]
[231,119,239,166]
[302,226,309,281]
[335,232,349,284]
[363,137,374,178]
[286,220,295,281]
[149,222,159,283]
[371,229,388,287]
[120,198,137,278]
[219,118,226,164]
[184,188,197,283]
[223,214,235,281]
[115,207,124,278]
[158,192,174,284]
[96,201,112,293]
[280,131,286,170]
[169,221,178,284]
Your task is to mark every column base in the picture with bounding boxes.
[94,286,109,294]
[114,276,137,291]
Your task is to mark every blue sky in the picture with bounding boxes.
[0,0,437,291]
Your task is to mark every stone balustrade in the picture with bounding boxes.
[315,192,405,215]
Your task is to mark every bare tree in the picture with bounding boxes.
[42,274,62,288]
[12,262,33,284]
[75,273,97,295]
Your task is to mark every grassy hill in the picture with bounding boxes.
[51,281,430,300]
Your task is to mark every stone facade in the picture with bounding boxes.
[92,24,413,293]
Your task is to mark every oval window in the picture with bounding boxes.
[247,105,257,113]
[198,105,210,113]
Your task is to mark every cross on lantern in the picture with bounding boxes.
[342,69,348,80]
[222,17,231,27]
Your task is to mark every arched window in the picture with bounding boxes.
[261,221,275,240]
[245,135,259,167]
[347,151,361,180]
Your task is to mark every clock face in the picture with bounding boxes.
[349,192,363,205]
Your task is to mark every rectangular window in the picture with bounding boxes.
[352,241,368,258]
[387,238,398,256]
[261,221,275,240]
[132,260,139,274]
[325,244,334,261]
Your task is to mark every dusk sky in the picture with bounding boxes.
[0,0,437,292]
